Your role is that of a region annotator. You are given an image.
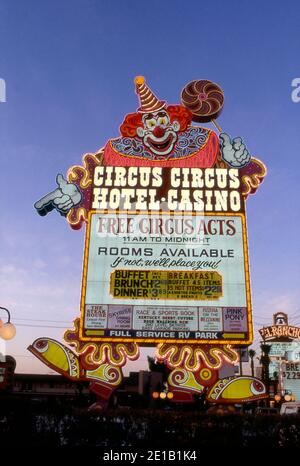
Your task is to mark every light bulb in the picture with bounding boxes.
[0,322,16,340]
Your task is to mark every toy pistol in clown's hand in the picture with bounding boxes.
[34,174,82,216]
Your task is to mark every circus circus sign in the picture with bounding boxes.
[33,76,266,347]
[29,76,268,407]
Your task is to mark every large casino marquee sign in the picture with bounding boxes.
[80,170,250,345]
[29,77,267,406]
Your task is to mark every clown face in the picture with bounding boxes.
[136,109,180,156]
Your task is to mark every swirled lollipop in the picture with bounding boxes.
[181,80,224,132]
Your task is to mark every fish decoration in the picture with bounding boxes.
[206,376,268,403]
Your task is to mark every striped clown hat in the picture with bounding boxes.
[134,76,166,113]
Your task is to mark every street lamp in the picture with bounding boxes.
[0,307,16,340]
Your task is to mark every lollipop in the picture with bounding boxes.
[181,80,224,132]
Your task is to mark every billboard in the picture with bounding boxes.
[282,362,300,401]
[269,341,300,359]
[30,76,267,403]
[283,362,300,380]
[80,207,252,344]
[268,339,300,401]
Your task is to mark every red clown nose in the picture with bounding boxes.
[152,126,165,138]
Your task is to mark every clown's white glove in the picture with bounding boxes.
[34,174,82,216]
[220,133,251,168]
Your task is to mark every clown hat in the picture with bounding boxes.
[134,76,166,113]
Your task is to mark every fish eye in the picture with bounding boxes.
[35,339,48,352]
[146,119,156,129]
[251,380,264,395]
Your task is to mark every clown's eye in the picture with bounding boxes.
[146,119,156,129]
[158,117,168,126]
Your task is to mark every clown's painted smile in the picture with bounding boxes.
[144,131,177,155]
[137,110,180,156]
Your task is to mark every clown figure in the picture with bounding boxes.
[35,76,251,215]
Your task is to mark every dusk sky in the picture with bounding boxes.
[1,0,300,374]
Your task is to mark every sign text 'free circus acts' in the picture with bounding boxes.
[34,76,266,346]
